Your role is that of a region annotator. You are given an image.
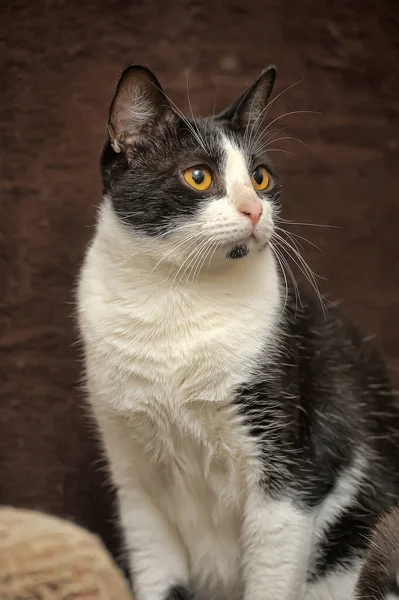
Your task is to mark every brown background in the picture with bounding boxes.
[1,0,398,563]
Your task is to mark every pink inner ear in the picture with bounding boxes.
[109,84,155,149]
[108,66,171,151]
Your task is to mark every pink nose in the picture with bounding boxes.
[238,200,263,227]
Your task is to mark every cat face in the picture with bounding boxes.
[101,65,281,268]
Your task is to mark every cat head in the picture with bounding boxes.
[101,65,281,270]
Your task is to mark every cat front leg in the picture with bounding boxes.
[242,486,313,600]
[92,409,190,600]
[117,485,190,600]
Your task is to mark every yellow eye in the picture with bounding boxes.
[251,166,270,191]
[183,166,212,191]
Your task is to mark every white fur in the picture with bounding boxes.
[310,453,368,575]
[243,491,313,600]
[78,138,364,600]
[314,454,366,537]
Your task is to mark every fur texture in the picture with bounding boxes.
[77,65,399,600]
[356,507,399,600]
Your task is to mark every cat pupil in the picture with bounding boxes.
[253,169,263,185]
[192,169,205,185]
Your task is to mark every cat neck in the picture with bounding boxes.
[91,198,281,315]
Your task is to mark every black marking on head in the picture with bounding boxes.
[101,119,227,236]
[227,244,249,260]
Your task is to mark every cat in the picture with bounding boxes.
[356,507,399,599]
[77,64,399,600]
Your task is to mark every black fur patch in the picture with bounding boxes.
[391,579,399,596]
[163,585,192,600]
[227,244,249,259]
[310,502,379,579]
[235,285,399,576]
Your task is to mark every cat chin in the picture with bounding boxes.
[226,238,269,260]
[227,244,249,260]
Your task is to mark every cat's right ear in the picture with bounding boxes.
[108,65,174,153]
[217,67,276,132]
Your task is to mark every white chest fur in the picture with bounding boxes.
[78,204,280,412]
[77,204,281,599]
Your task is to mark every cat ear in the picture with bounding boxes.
[218,66,276,130]
[108,65,174,152]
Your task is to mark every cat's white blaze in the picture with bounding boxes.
[192,136,274,249]
[224,137,253,192]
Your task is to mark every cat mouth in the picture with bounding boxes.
[221,229,270,259]
[233,232,256,245]
[235,231,267,246]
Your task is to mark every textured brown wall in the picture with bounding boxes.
[1,0,398,562]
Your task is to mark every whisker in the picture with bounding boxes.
[269,241,289,316]
[150,231,205,273]
[275,226,323,253]
[264,109,322,132]
[275,229,301,253]
[262,148,294,155]
[182,238,212,285]
[255,136,309,155]
[205,240,220,273]
[247,80,304,151]
[169,237,209,286]
[253,110,321,150]
[251,127,288,153]
[189,237,219,283]
[274,232,322,288]
[186,238,210,283]
[277,218,340,229]
[274,241,303,313]
[159,87,209,155]
[199,240,219,279]
[244,83,265,149]
[186,71,210,154]
[272,232,328,318]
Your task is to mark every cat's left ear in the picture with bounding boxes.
[218,66,276,131]
[108,65,175,153]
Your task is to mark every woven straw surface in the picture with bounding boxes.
[0,507,132,600]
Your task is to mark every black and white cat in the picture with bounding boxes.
[77,65,399,600]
